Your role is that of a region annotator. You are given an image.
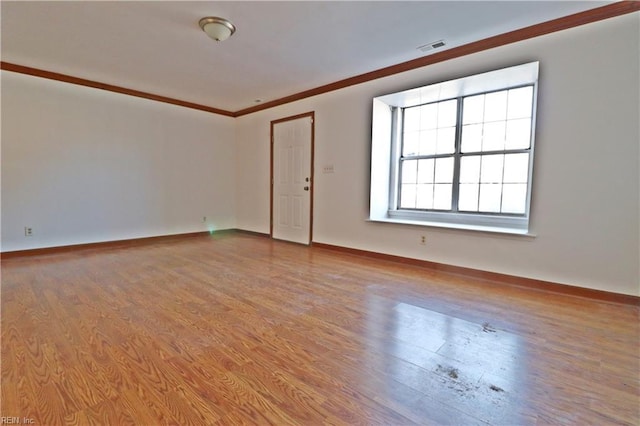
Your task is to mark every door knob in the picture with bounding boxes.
[304,186,309,191]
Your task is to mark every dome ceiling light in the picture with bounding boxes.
[199,17,236,42]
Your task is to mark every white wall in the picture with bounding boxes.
[235,13,640,296]
[1,72,236,251]
[2,14,637,296]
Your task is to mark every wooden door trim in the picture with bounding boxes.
[270,111,315,244]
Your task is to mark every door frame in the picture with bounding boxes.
[270,111,315,244]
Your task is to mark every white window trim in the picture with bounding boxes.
[369,62,539,235]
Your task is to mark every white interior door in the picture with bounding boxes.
[272,115,312,245]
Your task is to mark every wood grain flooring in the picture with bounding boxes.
[1,233,638,425]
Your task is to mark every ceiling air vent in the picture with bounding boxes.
[417,40,446,53]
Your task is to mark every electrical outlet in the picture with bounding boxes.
[25,227,33,237]
[420,235,426,245]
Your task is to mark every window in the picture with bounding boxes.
[370,62,539,234]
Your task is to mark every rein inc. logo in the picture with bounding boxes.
[1,417,34,424]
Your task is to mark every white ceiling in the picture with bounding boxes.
[2,1,610,113]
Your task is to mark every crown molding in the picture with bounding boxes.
[0,62,235,117]
[233,1,640,116]
[2,2,638,118]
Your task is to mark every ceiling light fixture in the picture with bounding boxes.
[199,17,236,42]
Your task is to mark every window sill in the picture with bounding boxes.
[367,216,536,237]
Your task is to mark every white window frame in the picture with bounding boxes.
[370,62,539,235]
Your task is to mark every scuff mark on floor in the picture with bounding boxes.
[436,364,460,380]
[489,384,504,392]
[482,322,497,333]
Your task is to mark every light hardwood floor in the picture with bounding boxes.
[1,233,638,425]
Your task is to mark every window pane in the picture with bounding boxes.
[503,153,529,183]
[404,107,420,132]
[463,94,484,124]
[484,90,508,122]
[438,99,457,127]
[420,103,438,130]
[433,184,452,210]
[482,121,506,151]
[419,129,437,155]
[479,183,502,213]
[480,154,504,183]
[398,83,533,216]
[505,118,531,150]
[416,184,434,209]
[461,123,482,153]
[459,183,480,211]
[507,86,533,119]
[402,159,418,184]
[435,157,454,183]
[436,127,456,154]
[502,183,527,214]
[460,155,481,183]
[417,159,435,183]
[400,184,417,208]
[403,131,419,156]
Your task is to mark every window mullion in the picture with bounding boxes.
[451,97,464,213]
[460,148,530,157]
[401,153,456,161]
